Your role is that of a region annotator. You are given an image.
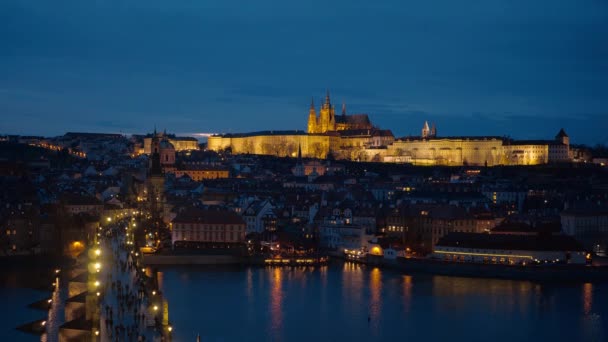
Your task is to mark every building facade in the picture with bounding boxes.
[561,208,608,254]
[143,132,198,154]
[431,232,587,265]
[207,91,572,166]
[171,208,246,247]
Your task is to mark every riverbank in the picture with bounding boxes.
[143,253,328,266]
[143,254,243,265]
[144,251,608,282]
[363,255,608,282]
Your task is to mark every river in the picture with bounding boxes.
[157,262,608,342]
[0,268,52,341]
[2,262,607,341]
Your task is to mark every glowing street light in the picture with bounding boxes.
[94,281,100,287]
[106,217,112,222]
[153,305,158,311]
[95,249,101,256]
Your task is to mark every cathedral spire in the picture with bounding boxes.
[341,103,346,116]
[308,96,318,134]
[422,121,430,138]
[325,89,331,106]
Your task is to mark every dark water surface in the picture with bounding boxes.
[159,262,608,342]
[0,269,51,341]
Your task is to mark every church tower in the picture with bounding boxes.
[147,128,165,221]
[319,90,336,133]
[307,97,318,133]
[556,128,569,145]
[422,121,431,138]
[293,143,305,177]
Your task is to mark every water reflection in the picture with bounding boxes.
[246,268,253,301]
[580,282,605,341]
[156,263,608,342]
[342,262,363,314]
[269,268,283,339]
[432,275,533,315]
[369,267,382,336]
[583,283,593,316]
[402,275,412,314]
[319,265,328,321]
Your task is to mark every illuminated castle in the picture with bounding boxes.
[207,91,573,166]
[307,91,372,133]
[208,91,393,159]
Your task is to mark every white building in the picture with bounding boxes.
[561,208,608,254]
[242,199,275,234]
[319,219,372,252]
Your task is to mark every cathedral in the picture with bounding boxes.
[208,91,389,159]
[207,90,573,166]
[307,91,373,133]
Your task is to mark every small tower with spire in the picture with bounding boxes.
[422,121,431,138]
[555,128,569,145]
[293,143,305,177]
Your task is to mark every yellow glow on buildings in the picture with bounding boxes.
[206,94,572,166]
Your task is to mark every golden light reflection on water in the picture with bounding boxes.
[403,275,412,314]
[583,283,593,315]
[342,262,363,313]
[369,267,382,336]
[432,276,533,314]
[269,268,283,336]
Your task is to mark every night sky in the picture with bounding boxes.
[1,1,607,145]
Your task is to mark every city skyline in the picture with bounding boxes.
[1,1,607,145]
[3,2,608,341]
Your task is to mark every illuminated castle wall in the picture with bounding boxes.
[207,92,571,166]
[208,131,339,159]
[208,92,389,159]
[385,137,505,166]
[384,127,571,166]
[144,132,199,154]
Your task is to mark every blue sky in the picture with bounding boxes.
[1,0,607,144]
